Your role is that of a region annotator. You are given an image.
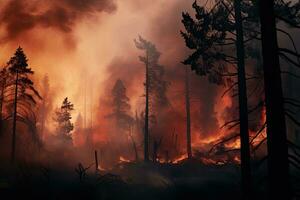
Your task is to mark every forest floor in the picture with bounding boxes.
[0,159,270,200]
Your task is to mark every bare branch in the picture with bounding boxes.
[250,122,267,144]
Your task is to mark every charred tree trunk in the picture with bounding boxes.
[11,72,18,164]
[234,0,252,199]
[95,150,99,172]
[129,125,139,161]
[144,50,150,161]
[175,133,178,154]
[259,0,291,199]
[153,140,158,162]
[165,150,169,163]
[185,67,192,159]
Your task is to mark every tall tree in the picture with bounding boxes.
[185,67,192,159]
[259,0,291,199]
[234,1,252,199]
[7,47,41,163]
[54,97,74,143]
[135,36,169,161]
[181,1,253,198]
[135,36,152,161]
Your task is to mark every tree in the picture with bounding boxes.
[54,97,74,143]
[135,36,152,161]
[259,0,291,199]
[110,79,132,130]
[0,67,11,135]
[185,67,192,159]
[7,47,41,164]
[135,36,169,161]
[181,1,253,198]
[233,1,252,199]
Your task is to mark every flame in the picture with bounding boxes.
[172,154,188,164]
[98,166,106,171]
[119,156,131,163]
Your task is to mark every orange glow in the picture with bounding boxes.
[119,156,131,163]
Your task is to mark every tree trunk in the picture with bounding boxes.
[95,150,99,172]
[0,79,5,135]
[144,50,149,161]
[11,72,18,164]
[234,0,252,199]
[258,0,291,199]
[153,141,158,162]
[129,125,139,161]
[185,67,192,159]
[40,101,46,141]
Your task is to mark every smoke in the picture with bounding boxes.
[0,0,250,165]
[0,0,116,42]
[99,0,223,154]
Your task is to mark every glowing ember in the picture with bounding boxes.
[172,154,188,164]
[119,156,131,163]
[98,166,106,171]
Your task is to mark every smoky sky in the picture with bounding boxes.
[101,0,221,138]
[0,0,116,41]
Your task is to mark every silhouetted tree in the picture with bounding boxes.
[135,36,152,161]
[0,67,11,135]
[109,79,132,130]
[7,47,41,163]
[259,0,291,199]
[135,36,169,161]
[54,97,74,144]
[185,67,192,159]
[181,1,254,198]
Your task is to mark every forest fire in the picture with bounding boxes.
[0,0,299,200]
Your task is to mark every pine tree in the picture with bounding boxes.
[110,79,132,130]
[135,36,169,161]
[181,2,254,198]
[54,97,74,143]
[7,47,41,163]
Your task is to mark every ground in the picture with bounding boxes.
[0,158,274,200]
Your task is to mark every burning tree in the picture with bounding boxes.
[6,47,42,163]
[54,97,74,144]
